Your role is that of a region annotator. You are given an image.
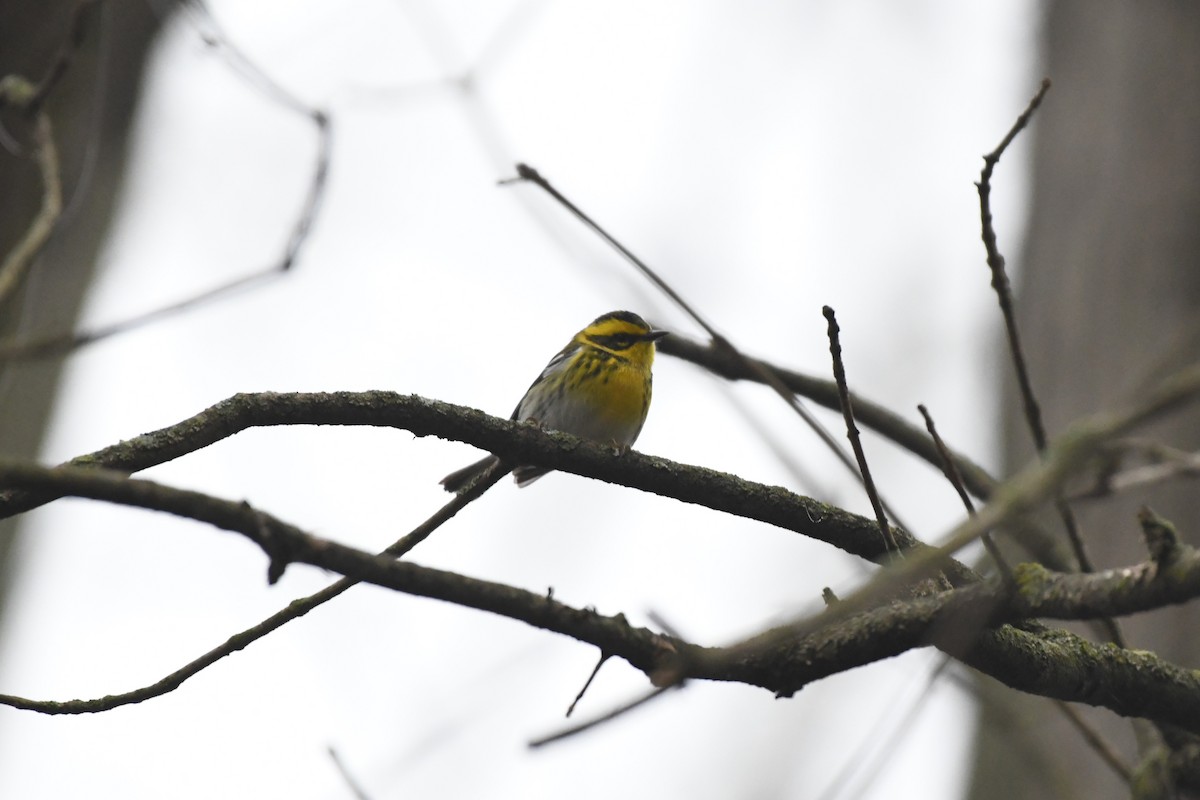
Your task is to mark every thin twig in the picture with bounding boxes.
[977,78,1053,454]
[1071,445,1200,501]
[918,403,1012,580]
[177,0,333,270]
[0,458,504,714]
[823,306,897,554]
[0,269,278,362]
[721,358,1200,665]
[978,81,1048,435]
[327,746,374,800]
[566,653,610,718]
[658,334,998,499]
[1054,701,1134,783]
[976,78,1122,644]
[945,670,1135,787]
[815,657,953,800]
[529,686,674,749]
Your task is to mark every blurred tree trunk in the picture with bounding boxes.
[0,3,170,628]
[968,2,1200,798]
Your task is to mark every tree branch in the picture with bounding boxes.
[0,391,974,581]
[657,333,999,500]
[3,458,1200,732]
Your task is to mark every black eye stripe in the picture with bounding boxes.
[591,333,640,349]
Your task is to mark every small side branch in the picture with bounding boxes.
[823,306,898,554]
[659,333,999,499]
[977,77,1052,451]
[918,403,1012,581]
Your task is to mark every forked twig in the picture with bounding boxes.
[0,459,505,714]
[975,78,1123,645]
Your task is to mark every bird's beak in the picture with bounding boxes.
[646,329,669,342]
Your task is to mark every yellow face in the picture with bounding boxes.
[575,311,667,367]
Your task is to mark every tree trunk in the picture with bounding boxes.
[969,2,1200,798]
[0,2,168,622]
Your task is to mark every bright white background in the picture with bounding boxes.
[0,1,1035,797]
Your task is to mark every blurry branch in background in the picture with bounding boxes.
[0,92,61,307]
[1069,439,1200,502]
[814,658,956,800]
[0,0,91,306]
[529,685,674,749]
[327,746,374,800]
[0,0,331,364]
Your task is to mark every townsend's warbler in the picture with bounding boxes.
[440,310,668,492]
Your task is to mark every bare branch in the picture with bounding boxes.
[658,333,998,500]
[975,80,1112,639]
[823,306,897,554]
[918,403,1012,580]
[530,686,673,749]
[3,460,1200,733]
[977,77,1052,452]
[0,391,973,581]
[714,360,1200,664]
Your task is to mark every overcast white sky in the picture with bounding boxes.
[0,2,1037,797]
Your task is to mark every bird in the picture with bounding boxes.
[440,310,668,493]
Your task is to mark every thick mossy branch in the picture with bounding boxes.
[967,626,1200,737]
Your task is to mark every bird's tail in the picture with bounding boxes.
[440,455,503,493]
